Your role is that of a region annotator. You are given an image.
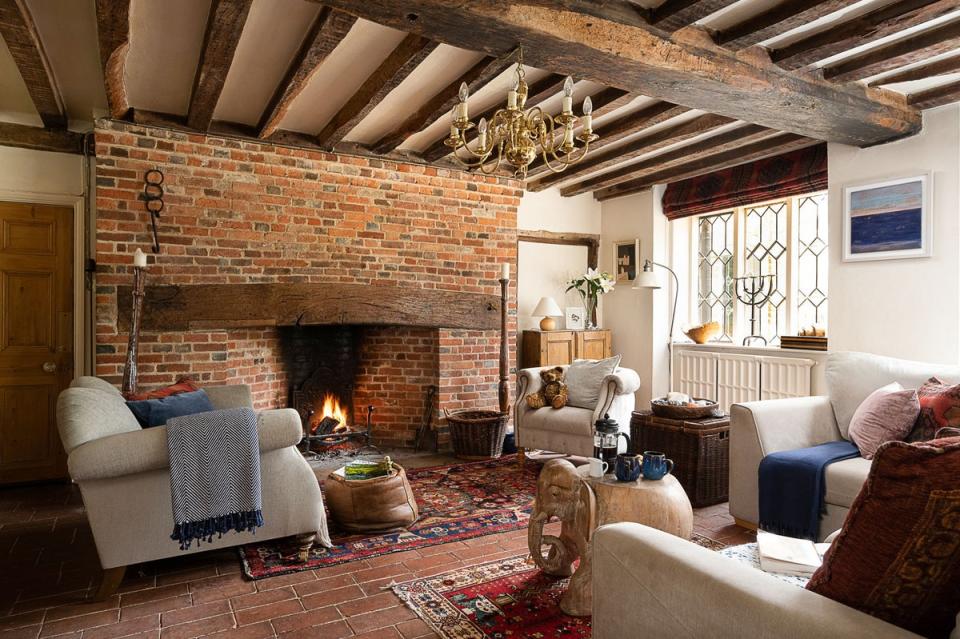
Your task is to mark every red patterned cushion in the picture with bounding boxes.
[909,377,960,442]
[123,376,200,401]
[806,436,960,638]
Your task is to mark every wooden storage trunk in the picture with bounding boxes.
[630,410,730,507]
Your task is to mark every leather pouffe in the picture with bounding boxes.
[325,463,419,533]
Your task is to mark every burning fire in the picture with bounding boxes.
[312,392,349,433]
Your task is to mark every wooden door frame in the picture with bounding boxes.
[0,190,86,379]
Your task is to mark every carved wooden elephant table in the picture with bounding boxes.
[527,458,693,616]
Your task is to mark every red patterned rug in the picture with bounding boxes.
[240,456,540,579]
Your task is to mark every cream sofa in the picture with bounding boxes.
[514,364,640,458]
[730,351,960,541]
[592,523,922,638]
[57,376,331,597]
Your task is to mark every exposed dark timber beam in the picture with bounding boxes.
[771,0,958,70]
[525,100,688,179]
[312,0,920,147]
[117,283,501,332]
[187,0,254,132]
[95,0,131,120]
[420,73,567,163]
[258,8,356,139]
[370,52,515,154]
[823,19,960,82]
[531,113,735,192]
[0,0,65,128]
[517,229,600,269]
[0,122,83,154]
[316,34,438,148]
[713,0,858,50]
[594,133,819,201]
[909,79,960,110]
[871,54,960,86]
[649,0,739,32]
[561,124,773,196]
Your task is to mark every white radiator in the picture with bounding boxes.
[674,350,815,410]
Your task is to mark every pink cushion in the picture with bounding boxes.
[848,382,920,459]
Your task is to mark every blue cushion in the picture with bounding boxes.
[126,389,216,428]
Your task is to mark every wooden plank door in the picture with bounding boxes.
[0,202,74,483]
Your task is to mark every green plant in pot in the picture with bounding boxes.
[566,268,615,329]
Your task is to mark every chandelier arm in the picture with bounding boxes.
[539,139,592,174]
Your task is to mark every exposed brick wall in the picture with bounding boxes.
[94,120,520,447]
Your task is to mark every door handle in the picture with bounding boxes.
[42,361,57,373]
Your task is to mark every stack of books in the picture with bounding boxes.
[341,456,393,480]
[780,335,828,351]
[757,530,832,577]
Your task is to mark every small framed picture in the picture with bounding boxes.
[613,239,639,282]
[565,307,585,330]
[843,174,931,262]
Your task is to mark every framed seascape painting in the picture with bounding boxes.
[613,239,639,282]
[843,174,931,262]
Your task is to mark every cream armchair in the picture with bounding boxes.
[57,377,331,598]
[515,364,640,459]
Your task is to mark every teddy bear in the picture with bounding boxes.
[525,366,569,410]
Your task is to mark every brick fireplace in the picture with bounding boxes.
[94,120,521,448]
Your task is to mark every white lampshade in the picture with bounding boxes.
[532,296,563,317]
[632,265,661,290]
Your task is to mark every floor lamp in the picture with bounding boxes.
[633,260,678,392]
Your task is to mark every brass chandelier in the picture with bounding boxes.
[445,49,598,179]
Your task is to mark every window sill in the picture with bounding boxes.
[672,341,830,356]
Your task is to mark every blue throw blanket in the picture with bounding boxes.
[166,407,264,550]
[758,441,860,540]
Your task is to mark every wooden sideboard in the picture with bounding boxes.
[521,329,613,368]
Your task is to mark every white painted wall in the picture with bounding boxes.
[517,189,601,332]
[827,104,960,364]
[0,146,84,195]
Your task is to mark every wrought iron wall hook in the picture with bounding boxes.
[143,168,164,253]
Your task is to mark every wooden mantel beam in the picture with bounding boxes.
[94,0,131,120]
[310,0,920,147]
[187,0,254,132]
[257,8,357,139]
[0,0,65,128]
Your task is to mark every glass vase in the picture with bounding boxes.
[580,292,598,329]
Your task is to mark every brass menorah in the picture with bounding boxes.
[734,274,775,346]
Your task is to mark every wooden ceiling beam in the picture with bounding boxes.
[560,123,773,196]
[530,113,735,192]
[94,0,131,120]
[419,72,566,163]
[823,19,960,82]
[870,54,960,86]
[594,133,820,201]
[257,8,356,139]
[771,0,958,70]
[909,79,960,109]
[525,100,688,179]
[370,51,515,155]
[0,122,83,154]
[316,34,438,148]
[713,0,858,50]
[0,0,65,128]
[311,0,920,146]
[649,0,739,32]
[187,0,254,132]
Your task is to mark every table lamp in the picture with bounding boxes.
[532,296,563,330]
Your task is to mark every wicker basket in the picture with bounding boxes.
[446,409,508,460]
[631,410,730,507]
[650,398,720,420]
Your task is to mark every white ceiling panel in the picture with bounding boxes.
[0,37,42,126]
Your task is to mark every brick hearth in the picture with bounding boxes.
[93,120,522,446]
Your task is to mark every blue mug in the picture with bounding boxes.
[642,451,674,481]
[614,454,642,482]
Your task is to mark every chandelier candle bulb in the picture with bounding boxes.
[583,96,593,132]
[562,76,574,114]
[563,126,575,146]
[478,118,488,149]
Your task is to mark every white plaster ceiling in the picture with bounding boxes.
[0,36,42,126]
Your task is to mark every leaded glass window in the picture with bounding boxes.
[697,213,734,342]
[693,193,828,345]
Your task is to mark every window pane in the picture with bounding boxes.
[796,193,829,328]
[742,201,788,344]
[697,213,734,342]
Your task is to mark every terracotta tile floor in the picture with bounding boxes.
[0,479,754,639]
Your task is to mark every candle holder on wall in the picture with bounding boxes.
[734,274,775,347]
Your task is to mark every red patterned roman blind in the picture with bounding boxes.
[662,143,828,220]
